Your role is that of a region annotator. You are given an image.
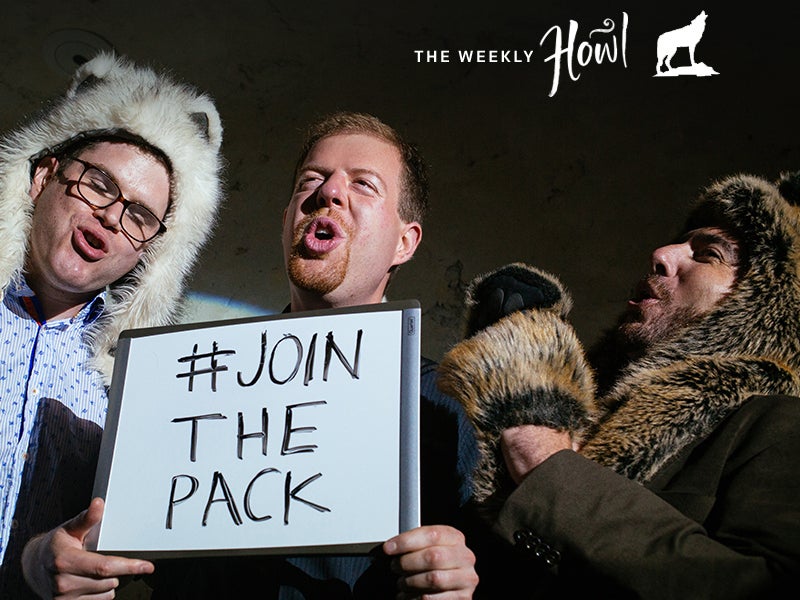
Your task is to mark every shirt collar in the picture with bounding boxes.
[9,274,107,326]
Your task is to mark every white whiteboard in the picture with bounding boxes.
[90,301,420,558]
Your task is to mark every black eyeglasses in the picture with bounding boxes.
[65,157,168,243]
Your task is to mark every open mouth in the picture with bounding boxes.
[630,279,660,304]
[300,216,345,255]
[73,227,107,260]
[313,222,335,240]
[634,286,653,302]
[84,230,104,250]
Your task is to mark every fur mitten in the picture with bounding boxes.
[464,262,571,337]
[438,264,597,507]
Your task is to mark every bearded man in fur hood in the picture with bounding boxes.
[0,54,223,598]
[438,172,800,598]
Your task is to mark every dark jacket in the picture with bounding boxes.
[485,395,800,599]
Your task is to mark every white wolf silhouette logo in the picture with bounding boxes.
[656,11,707,74]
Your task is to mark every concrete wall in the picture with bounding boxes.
[2,1,798,362]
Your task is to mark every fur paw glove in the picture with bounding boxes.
[464,262,572,337]
[438,264,597,505]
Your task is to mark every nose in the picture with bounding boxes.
[315,172,348,210]
[650,242,689,277]
[93,201,125,231]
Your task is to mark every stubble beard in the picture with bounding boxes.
[616,276,704,354]
[590,277,714,395]
[287,249,349,296]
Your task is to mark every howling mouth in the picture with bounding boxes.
[73,227,108,260]
[84,230,104,250]
[634,284,654,302]
[630,277,666,305]
[314,223,335,240]
[300,216,345,256]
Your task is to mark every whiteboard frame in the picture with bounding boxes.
[90,300,421,559]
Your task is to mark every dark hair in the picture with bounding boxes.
[293,112,428,224]
[44,131,172,174]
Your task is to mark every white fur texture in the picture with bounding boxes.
[0,53,224,383]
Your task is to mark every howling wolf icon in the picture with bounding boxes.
[655,11,717,76]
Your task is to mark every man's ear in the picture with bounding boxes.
[393,221,422,267]
[29,156,59,202]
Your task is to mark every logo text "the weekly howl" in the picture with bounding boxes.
[413,13,629,97]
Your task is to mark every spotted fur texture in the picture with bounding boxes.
[441,172,800,507]
[0,53,224,383]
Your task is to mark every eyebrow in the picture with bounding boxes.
[298,164,388,194]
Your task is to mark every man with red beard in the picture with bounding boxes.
[150,112,481,599]
[283,112,479,598]
[283,115,424,312]
[437,173,800,597]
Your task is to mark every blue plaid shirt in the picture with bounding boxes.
[0,277,107,565]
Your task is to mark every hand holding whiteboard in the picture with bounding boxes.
[90,301,420,558]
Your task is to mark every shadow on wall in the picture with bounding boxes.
[180,292,275,325]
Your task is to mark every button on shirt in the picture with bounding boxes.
[0,277,107,563]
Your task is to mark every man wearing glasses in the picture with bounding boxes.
[63,157,169,243]
[0,53,223,598]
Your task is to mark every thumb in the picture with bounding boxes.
[63,497,105,543]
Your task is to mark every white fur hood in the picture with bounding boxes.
[0,52,224,383]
